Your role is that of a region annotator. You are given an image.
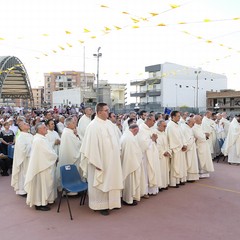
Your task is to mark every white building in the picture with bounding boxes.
[130,62,227,111]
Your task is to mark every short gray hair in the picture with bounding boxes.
[157,119,165,127]
[35,122,45,133]
[64,117,74,127]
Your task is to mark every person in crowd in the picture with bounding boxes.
[58,117,81,188]
[222,115,240,165]
[166,111,187,188]
[120,123,142,206]
[137,113,161,197]
[0,121,15,155]
[192,115,214,178]
[181,117,199,182]
[77,107,92,145]
[136,110,147,126]
[11,122,33,196]
[56,115,65,137]
[45,119,61,156]
[155,120,171,189]
[24,122,58,211]
[80,103,123,216]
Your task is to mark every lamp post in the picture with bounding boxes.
[93,47,102,103]
[194,70,201,113]
[175,83,178,108]
[192,86,196,109]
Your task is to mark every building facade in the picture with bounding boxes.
[130,62,228,111]
[207,90,240,113]
[32,87,44,109]
[44,71,95,107]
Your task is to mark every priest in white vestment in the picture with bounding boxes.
[222,116,240,164]
[202,111,218,158]
[192,115,214,178]
[80,103,123,216]
[155,120,171,189]
[220,112,230,139]
[45,119,61,156]
[24,123,58,211]
[137,114,161,196]
[120,124,142,205]
[77,107,92,145]
[108,112,122,139]
[11,122,33,196]
[56,115,65,137]
[166,111,187,187]
[58,117,81,187]
[136,110,147,127]
[181,118,199,182]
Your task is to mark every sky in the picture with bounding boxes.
[0,0,240,90]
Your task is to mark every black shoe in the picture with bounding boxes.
[158,188,163,192]
[35,205,51,211]
[19,194,27,197]
[179,182,185,185]
[187,180,196,183]
[1,171,9,176]
[99,209,109,216]
[170,185,179,188]
[162,187,169,190]
[122,200,138,206]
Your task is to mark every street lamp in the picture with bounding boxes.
[192,86,196,108]
[194,70,201,113]
[175,83,178,108]
[93,47,102,103]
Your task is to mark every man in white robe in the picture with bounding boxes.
[137,114,161,196]
[181,117,199,182]
[45,119,61,156]
[192,115,214,178]
[122,111,137,132]
[56,115,65,137]
[219,112,230,141]
[120,124,142,205]
[109,112,122,139]
[11,122,33,196]
[202,111,218,159]
[137,110,147,126]
[155,120,171,189]
[77,107,92,145]
[80,103,123,216]
[222,116,240,164]
[166,111,187,187]
[24,123,58,211]
[58,117,81,188]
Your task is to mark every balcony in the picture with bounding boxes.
[130,91,146,97]
[147,89,161,97]
[130,79,146,86]
[146,78,161,85]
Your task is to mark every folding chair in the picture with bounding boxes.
[57,164,88,220]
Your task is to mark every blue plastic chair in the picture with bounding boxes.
[57,164,88,220]
[8,144,14,159]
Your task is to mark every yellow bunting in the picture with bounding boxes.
[78,40,84,44]
[140,17,148,21]
[219,43,224,46]
[132,25,139,28]
[114,26,122,30]
[170,4,180,9]
[149,13,158,17]
[197,36,202,39]
[100,5,108,8]
[122,11,129,14]
[206,40,212,43]
[178,22,186,24]
[203,19,211,22]
[228,47,232,50]
[35,57,40,59]
[52,50,57,53]
[182,31,190,34]
[233,17,240,20]
[0,37,5,40]
[91,36,96,39]
[157,23,166,26]
[58,45,65,50]
[131,18,140,23]
[43,53,48,56]
[104,27,111,31]
[65,30,71,34]
[42,34,49,36]
[84,28,90,33]
[67,43,72,47]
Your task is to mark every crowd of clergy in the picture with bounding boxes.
[1,104,239,215]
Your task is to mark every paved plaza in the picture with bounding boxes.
[1,159,240,240]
